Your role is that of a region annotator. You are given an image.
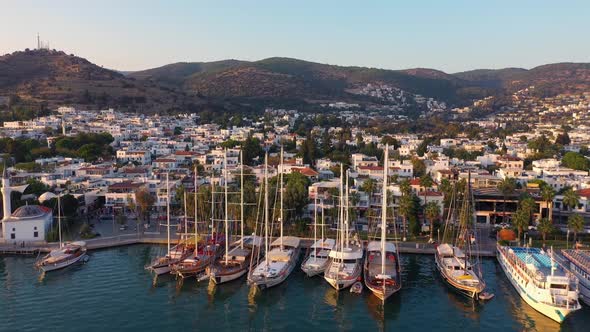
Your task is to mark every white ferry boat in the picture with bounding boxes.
[497,245,581,323]
[561,250,590,306]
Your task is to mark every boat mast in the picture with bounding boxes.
[313,195,318,262]
[58,194,62,249]
[224,149,229,265]
[339,163,344,257]
[381,144,389,276]
[184,191,187,240]
[280,146,284,248]
[321,198,325,242]
[264,153,269,266]
[240,150,244,249]
[345,169,350,248]
[166,173,170,255]
[195,166,199,249]
[211,170,215,244]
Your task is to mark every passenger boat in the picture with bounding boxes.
[324,166,363,291]
[301,197,335,277]
[497,245,581,323]
[36,195,88,272]
[147,173,193,275]
[208,152,262,284]
[561,249,590,306]
[248,150,301,290]
[435,171,486,299]
[364,145,401,301]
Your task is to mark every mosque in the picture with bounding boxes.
[1,170,53,242]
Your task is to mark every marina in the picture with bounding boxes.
[1,244,589,332]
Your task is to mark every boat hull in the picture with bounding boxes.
[39,252,88,272]
[248,247,300,290]
[324,274,358,291]
[497,249,577,323]
[210,266,248,284]
[434,253,482,299]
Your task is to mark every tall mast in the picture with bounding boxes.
[280,146,284,248]
[264,153,269,265]
[211,171,215,243]
[58,195,62,248]
[240,150,244,249]
[195,166,199,246]
[381,144,389,276]
[224,149,229,265]
[184,191,187,240]
[339,163,344,256]
[345,169,349,248]
[321,198,325,241]
[166,173,170,255]
[313,196,318,262]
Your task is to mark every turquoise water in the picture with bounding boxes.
[1,245,588,332]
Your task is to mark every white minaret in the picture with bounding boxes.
[2,169,12,221]
[62,119,66,136]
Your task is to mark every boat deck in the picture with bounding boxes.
[510,247,565,277]
[562,250,590,275]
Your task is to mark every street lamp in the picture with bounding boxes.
[567,229,570,249]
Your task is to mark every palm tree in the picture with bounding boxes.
[419,174,434,226]
[540,185,555,222]
[399,179,412,241]
[537,217,554,244]
[424,201,440,242]
[568,213,584,244]
[520,196,536,225]
[563,188,580,213]
[512,208,529,245]
[497,177,517,224]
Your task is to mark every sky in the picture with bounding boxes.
[1,0,589,73]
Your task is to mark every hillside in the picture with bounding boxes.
[128,60,246,86]
[0,49,203,112]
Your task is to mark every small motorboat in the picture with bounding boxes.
[350,281,363,294]
[479,292,495,301]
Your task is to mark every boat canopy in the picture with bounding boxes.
[267,248,293,262]
[329,248,363,260]
[234,235,263,247]
[437,243,454,256]
[271,236,300,248]
[366,241,397,253]
[310,238,336,250]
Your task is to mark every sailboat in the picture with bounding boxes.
[172,167,222,279]
[36,194,88,272]
[147,173,193,275]
[301,197,335,277]
[324,165,364,290]
[434,171,486,299]
[209,150,262,284]
[248,150,301,290]
[364,145,402,301]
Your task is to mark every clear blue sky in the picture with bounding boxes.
[1,0,588,72]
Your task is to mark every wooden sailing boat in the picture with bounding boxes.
[324,165,364,290]
[147,173,192,275]
[248,149,301,290]
[172,167,222,279]
[208,150,262,284]
[301,196,335,277]
[36,194,88,272]
[434,171,486,299]
[364,145,402,301]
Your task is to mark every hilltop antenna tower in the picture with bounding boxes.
[37,33,40,49]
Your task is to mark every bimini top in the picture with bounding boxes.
[367,241,397,253]
[10,205,52,220]
[271,236,300,248]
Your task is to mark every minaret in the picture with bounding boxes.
[2,168,12,221]
[62,119,66,136]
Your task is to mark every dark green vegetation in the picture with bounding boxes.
[2,49,590,115]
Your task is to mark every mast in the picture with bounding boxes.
[240,150,244,249]
[381,144,389,276]
[211,171,215,244]
[58,194,62,249]
[313,196,318,262]
[339,163,344,256]
[345,169,349,248]
[264,153,269,265]
[321,198,325,242]
[195,166,199,249]
[166,173,170,255]
[224,149,229,265]
[184,191,187,240]
[280,146,284,248]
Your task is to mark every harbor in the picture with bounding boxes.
[1,244,588,332]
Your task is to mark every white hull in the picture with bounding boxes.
[568,264,590,306]
[151,265,171,276]
[497,249,578,323]
[301,257,329,277]
[324,272,359,290]
[248,247,300,290]
[39,253,87,272]
[211,268,248,284]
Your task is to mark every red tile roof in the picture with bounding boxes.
[577,188,590,198]
[291,167,318,177]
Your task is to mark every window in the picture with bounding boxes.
[10,233,15,239]
[34,226,37,230]
[34,231,38,238]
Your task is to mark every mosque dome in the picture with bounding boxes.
[11,205,51,219]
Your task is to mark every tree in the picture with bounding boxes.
[497,177,517,223]
[283,172,311,219]
[537,218,554,244]
[512,208,529,245]
[241,136,263,166]
[361,178,377,195]
[567,213,584,244]
[411,157,426,178]
[563,188,580,212]
[562,152,590,171]
[520,196,536,224]
[23,178,49,196]
[419,174,434,226]
[424,201,440,242]
[135,188,155,225]
[555,132,571,146]
[540,185,555,222]
[398,179,412,241]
